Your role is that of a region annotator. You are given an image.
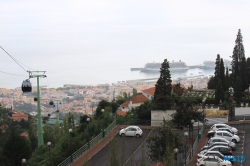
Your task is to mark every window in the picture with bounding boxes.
[209,158,217,162]
[217,132,223,136]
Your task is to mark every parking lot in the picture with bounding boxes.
[229,123,248,166]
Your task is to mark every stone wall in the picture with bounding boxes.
[151,110,176,126]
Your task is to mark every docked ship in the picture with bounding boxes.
[132,60,189,72]
[201,59,231,69]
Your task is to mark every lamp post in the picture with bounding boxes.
[69,128,73,163]
[229,87,234,121]
[47,142,51,166]
[86,118,91,149]
[191,119,195,154]
[22,158,26,166]
[184,131,189,166]
[174,148,179,166]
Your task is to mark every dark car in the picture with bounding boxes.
[201,142,234,151]
[198,146,233,158]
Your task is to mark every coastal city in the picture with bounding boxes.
[0,74,209,119]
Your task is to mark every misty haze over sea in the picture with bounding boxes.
[2,1,248,89]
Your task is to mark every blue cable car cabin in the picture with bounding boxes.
[22,79,32,92]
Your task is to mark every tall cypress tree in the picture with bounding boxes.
[234,76,243,104]
[240,56,248,91]
[215,80,224,103]
[214,54,221,87]
[225,67,230,91]
[152,59,173,110]
[231,29,245,87]
[219,58,226,91]
[247,58,250,85]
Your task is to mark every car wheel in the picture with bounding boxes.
[121,133,125,137]
[200,165,205,166]
[136,134,140,138]
[232,139,237,143]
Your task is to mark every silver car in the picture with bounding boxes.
[210,124,238,134]
[207,137,236,150]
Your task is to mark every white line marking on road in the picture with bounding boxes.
[123,130,153,166]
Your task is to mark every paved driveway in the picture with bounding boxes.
[88,129,154,166]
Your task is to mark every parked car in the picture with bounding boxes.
[207,137,236,150]
[197,156,232,166]
[210,124,238,134]
[201,142,234,151]
[197,151,235,163]
[198,146,233,158]
[119,126,143,137]
[215,127,235,135]
[213,131,240,143]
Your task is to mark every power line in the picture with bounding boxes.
[0,46,28,72]
[0,70,26,77]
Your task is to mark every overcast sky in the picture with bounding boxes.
[1,0,250,88]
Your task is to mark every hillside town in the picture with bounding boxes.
[0,75,209,120]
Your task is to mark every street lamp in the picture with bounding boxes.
[229,87,234,121]
[191,119,195,154]
[47,142,51,166]
[22,158,26,166]
[69,128,73,163]
[184,131,189,166]
[174,148,179,166]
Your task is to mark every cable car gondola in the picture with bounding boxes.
[21,79,32,93]
[49,100,54,105]
[34,97,38,101]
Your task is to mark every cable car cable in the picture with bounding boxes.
[0,70,26,77]
[0,46,29,72]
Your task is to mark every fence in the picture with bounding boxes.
[57,120,117,166]
[183,121,205,166]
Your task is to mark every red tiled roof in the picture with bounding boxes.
[116,110,127,116]
[141,87,155,95]
[20,132,28,137]
[120,94,149,108]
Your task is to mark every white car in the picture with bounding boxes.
[197,156,232,166]
[210,124,238,134]
[119,126,143,138]
[214,131,240,143]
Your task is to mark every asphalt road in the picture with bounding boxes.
[88,129,154,166]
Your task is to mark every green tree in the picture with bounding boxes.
[231,29,245,87]
[215,80,224,104]
[234,76,243,104]
[108,138,119,166]
[132,88,137,97]
[247,57,250,85]
[135,100,152,120]
[29,125,38,150]
[152,59,173,110]
[240,56,248,91]
[2,125,32,166]
[146,122,183,163]
[214,54,221,87]
[225,67,230,90]
[207,76,216,89]
[219,58,226,91]
[171,97,204,129]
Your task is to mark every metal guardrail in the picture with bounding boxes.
[184,121,205,166]
[58,120,117,166]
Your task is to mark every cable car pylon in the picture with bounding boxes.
[28,71,46,147]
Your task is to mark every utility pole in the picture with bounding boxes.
[29,71,46,147]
